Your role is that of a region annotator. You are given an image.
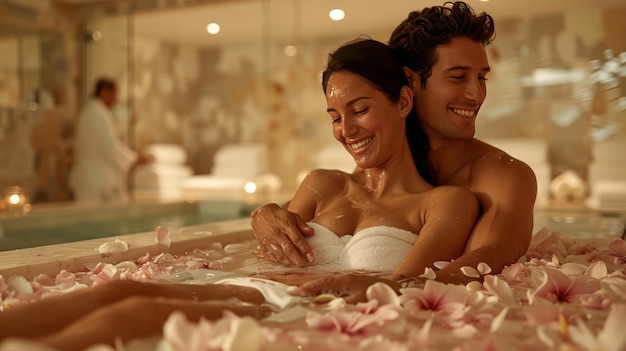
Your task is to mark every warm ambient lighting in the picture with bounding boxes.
[329,8,345,21]
[8,194,20,205]
[244,181,257,194]
[284,45,298,57]
[206,22,220,35]
[0,186,31,216]
[91,30,103,41]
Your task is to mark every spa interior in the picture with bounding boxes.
[1,0,626,349]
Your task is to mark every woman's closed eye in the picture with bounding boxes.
[354,107,368,115]
[330,107,368,123]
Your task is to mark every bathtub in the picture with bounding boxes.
[0,199,250,252]
[0,206,622,277]
[0,207,625,350]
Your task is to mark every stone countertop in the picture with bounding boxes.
[0,217,254,280]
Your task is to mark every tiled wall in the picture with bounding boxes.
[0,107,74,202]
[0,2,625,204]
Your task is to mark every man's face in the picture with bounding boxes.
[413,37,490,143]
[101,86,118,108]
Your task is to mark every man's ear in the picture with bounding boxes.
[402,67,415,89]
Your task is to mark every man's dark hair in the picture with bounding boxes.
[93,78,116,97]
[389,1,495,88]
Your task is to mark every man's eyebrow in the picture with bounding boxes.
[326,96,371,113]
[445,65,491,73]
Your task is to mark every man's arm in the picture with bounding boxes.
[435,156,537,284]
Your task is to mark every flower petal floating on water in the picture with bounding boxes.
[97,239,129,253]
[155,226,171,248]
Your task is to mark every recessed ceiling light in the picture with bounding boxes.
[284,45,298,57]
[206,22,220,35]
[329,8,345,21]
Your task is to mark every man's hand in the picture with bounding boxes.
[251,203,315,266]
[287,274,399,304]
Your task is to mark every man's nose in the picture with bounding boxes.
[465,79,486,103]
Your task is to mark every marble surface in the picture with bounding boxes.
[0,217,253,280]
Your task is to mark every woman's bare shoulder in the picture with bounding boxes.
[301,168,352,193]
[428,184,475,199]
[424,185,479,215]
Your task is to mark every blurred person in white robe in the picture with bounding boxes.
[69,78,152,203]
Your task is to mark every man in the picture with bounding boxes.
[252,1,537,285]
[69,78,152,203]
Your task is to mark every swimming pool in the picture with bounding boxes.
[0,199,250,252]
[533,207,626,239]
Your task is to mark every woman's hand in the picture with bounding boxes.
[251,203,315,266]
[287,274,399,304]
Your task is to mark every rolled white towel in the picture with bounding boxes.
[305,222,417,272]
[591,180,626,203]
[133,164,192,189]
[181,175,246,191]
[339,226,416,272]
[144,144,187,164]
[549,170,588,202]
[306,222,351,265]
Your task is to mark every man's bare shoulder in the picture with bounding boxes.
[470,140,536,181]
[468,139,537,204]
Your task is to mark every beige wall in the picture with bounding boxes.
[0,1,625,204]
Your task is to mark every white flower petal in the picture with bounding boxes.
[460,266,480,278]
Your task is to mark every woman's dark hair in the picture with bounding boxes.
[322,38,435,185]
[389,1,495,89]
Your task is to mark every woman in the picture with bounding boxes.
[261,38,479,300]
[0,39,478,350]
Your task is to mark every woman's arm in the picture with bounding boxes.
[0,280,263,341]
[392,186,479,280]
[39,297,259,351]
[435,155,536,284]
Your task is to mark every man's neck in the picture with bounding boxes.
[428,138,475,186]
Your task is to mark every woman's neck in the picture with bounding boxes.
[360,149,428,195]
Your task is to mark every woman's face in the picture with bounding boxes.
[325,71,410,169]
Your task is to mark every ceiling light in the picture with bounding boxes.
[329,9,345,21]
[284,45,298,57]
[206,23,220,35]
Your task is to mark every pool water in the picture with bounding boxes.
[0,203,623,253]
[0,200,251,252]
[533,208,626,239]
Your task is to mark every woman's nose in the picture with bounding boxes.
[341,118,358,137]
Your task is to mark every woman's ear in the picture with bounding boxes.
[399,85,413,118]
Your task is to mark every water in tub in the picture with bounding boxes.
[0,199,246,251]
